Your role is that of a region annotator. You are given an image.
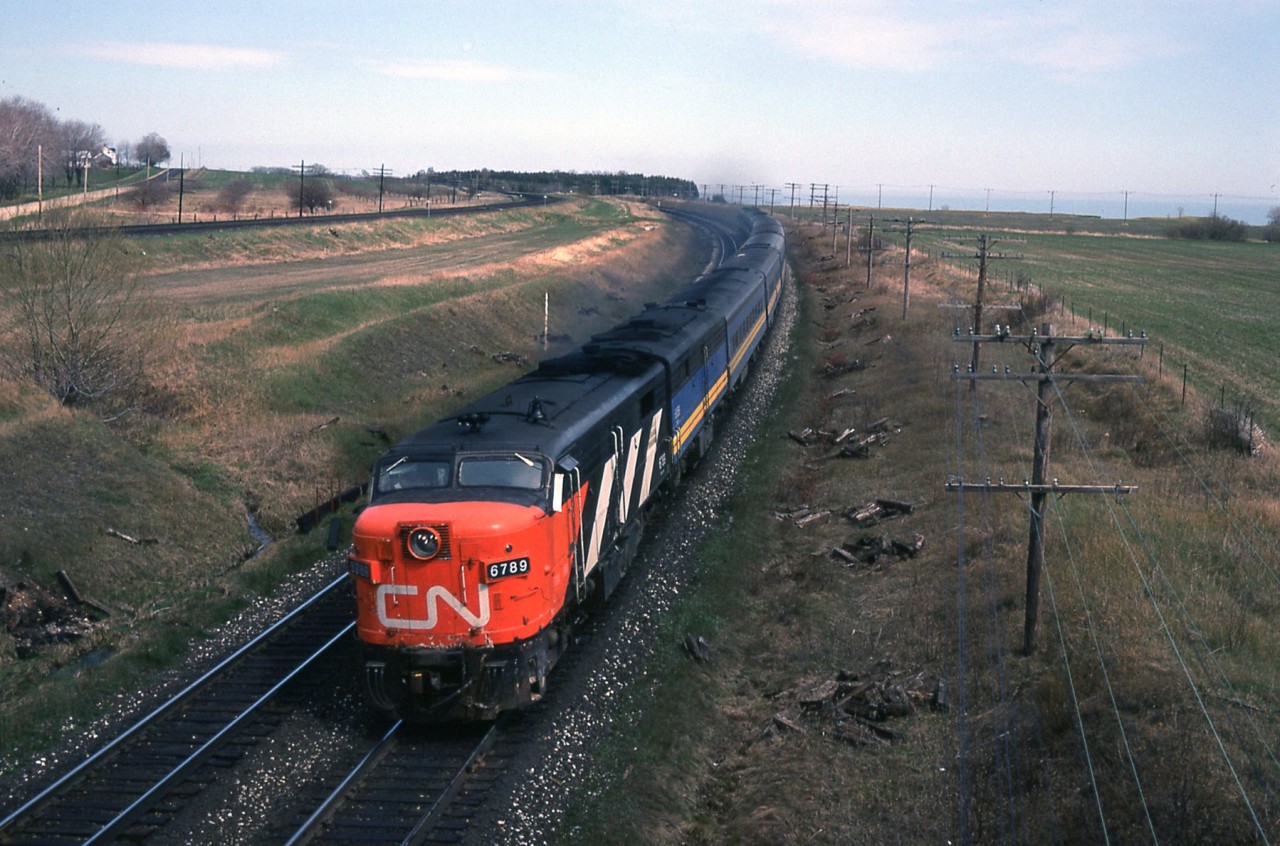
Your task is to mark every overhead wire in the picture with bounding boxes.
[1128,381,1280,590]
[1125,382,1280,780]
[1050,504,1158,842]
[1043,350,1273,844]
[969,361,1028,843]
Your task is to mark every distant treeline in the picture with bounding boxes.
[413,168,700,200]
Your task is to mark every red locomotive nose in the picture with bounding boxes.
[349,500,566,649]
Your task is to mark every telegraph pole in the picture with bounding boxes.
[942,234,1022,387]
[885,218,922,319]
[866,214,874,288]
[177,154,185,224]
[374,163,391,213]
[293,160,307,217]
[902,218,913,319]
[947,324,1147,653]
[845,206,854,266]
[854,214,890,289]
[785,182,800,219]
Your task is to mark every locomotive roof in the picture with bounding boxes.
[384,207,785,467]
[388,360,661,462]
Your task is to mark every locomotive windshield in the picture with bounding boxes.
[376,456,452,493]
[458,453,545,489]
[372,452,548,501]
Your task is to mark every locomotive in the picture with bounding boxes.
[347,207,786,721]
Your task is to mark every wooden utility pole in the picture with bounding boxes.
[293,159,307,217]
[946,323,1147,653]
[374,163,391,213]
[845,206,854,266]
[888,217,921,319]
[941,234,1022,387]
[865,214,875,289]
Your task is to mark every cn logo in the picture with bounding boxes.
[376,583,491,630]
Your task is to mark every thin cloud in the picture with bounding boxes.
[362,58,561,83]
[744,1,964,71]
[740,1,1181,76]
[70,41,284,70]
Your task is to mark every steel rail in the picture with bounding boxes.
[282,720,404,846]
[399,719,502,846]
[0,572,350,834]
[84,619,356,844]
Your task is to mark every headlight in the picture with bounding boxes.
[407,527,441,560]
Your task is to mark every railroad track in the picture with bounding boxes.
[0,206,753,844]
[279,717,515,845]
[0,575,356,844]
[0,192,553,242]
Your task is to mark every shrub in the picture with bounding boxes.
[1165,214,1247,242]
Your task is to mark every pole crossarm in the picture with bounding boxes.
[945,479,1137,496]
[945,320,1147,655]
[951,370,1145,384]
[953,330,1148,345]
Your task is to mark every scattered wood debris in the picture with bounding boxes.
[763,667,946,746]
[106,527,159,546]
[786,417,901,459]
[788,427,816,446]
[56,570,111,617]
[845,498,914,526]
[1,578,103,659]
[491,350,529,366]
[831,533,925,567]
[771,505,832,527]
[822,358,865,378]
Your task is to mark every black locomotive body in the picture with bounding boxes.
[348,207,787,721]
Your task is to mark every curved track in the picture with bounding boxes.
[0,192,553,241]
[0,204,768,844]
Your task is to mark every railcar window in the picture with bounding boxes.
[458,455,545,489]
[378,458,451,492]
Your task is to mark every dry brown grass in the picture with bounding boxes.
[568,220,1280,844]
[0,197,709,771]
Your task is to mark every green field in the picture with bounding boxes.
[895,219,1280,433]
[787,203,1280,430]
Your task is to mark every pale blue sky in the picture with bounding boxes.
[3,0,1277,220]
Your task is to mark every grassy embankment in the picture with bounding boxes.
[0,196,698,772]
[565,214,1280,843]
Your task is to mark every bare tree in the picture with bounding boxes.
[58,119,106,188]
[127,178,172,209]
[0,96,59,198]
[216,178,254,213]
[1265,206,1280,243]
[135,132,170,168]
[285,176,334,213]
[0,211,162,407]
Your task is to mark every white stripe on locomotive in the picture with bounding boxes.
[619,427,643,524]
[584,454,616,576]
[639,409,663,506]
